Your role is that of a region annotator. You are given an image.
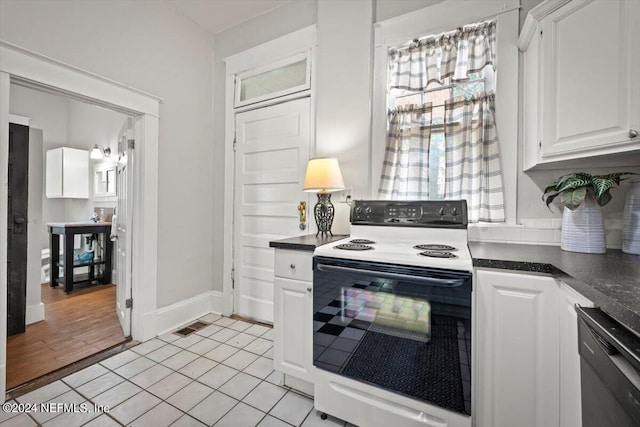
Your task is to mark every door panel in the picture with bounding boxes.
[7,123,29,336]
[234,97,310,322]
[114,117,134,336]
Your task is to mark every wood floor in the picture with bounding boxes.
[6,283,126,390]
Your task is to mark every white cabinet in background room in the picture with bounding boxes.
[520,0,640,169]
[45,147,89,199]
[273,248,314,395]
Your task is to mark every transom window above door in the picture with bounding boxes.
[234,52,311,108]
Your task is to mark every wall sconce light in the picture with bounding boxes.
[90,144,111,160]
[303,157,345,237]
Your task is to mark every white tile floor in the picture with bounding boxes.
[1,314,353,427]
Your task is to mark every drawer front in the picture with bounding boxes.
[274,249,313,282]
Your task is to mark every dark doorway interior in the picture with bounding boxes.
[7,123,29,336]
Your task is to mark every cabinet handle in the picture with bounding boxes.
[307,287,312,292]
[630,129,638,139]
[290,263,296,269]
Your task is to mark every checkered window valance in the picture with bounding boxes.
[389,21,497,91]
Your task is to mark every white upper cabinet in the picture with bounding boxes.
[45,147,89,199]
[521,0,640,169]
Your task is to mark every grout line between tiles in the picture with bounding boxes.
[10,317,332,427]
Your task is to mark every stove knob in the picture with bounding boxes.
[355,206,363,216]
[438,207,445,216]
[365,207,372,215]
[451,207,459,216]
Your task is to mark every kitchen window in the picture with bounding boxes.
[390,70,492,200]
[372,2,520,224]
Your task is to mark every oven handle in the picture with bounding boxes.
[316,263,467,287]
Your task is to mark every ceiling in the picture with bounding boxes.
[170,0,295,35]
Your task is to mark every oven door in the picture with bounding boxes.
[313,256,472,416]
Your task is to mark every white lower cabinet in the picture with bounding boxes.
[273,249,314,394]
[475,269,592,427]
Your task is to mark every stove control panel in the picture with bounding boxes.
[351,200,468,228]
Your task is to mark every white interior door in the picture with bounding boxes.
[113,117,134,336]
[234,97,310,323]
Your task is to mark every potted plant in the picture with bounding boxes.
[542,172,635,254]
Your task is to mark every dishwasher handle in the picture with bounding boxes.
[576,306,640,370]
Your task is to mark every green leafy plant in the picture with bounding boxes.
[543,172,636,210]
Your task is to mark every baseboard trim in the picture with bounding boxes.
[25,302,45,325]
[152,290,225,338]
[0,364,5,403]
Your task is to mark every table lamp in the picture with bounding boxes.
[303,157,345,237]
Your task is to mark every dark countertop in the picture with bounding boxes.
[269,235,640,334]
[48,222,112,227]
[269,234,349,251]
[470,242,640,335]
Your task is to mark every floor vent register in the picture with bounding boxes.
[173,320,210,337]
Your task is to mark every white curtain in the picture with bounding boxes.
[444,93,505,222]
[380,20,505,222]
[378,104,434,199]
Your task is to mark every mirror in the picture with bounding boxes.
[93,162,116,199]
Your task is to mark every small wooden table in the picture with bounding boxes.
[48,222,113,293]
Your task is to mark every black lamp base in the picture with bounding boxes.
[314,193,335,237]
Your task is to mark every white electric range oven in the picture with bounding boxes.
[312,200,473,427]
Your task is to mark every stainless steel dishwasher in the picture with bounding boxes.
[577,306,640,427]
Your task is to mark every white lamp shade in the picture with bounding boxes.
[303,157,345,193]
[90,145,103,160]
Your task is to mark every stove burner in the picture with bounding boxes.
[335,243,374,251]
[418,250,458,259]
[350,239,376,245]
[414,244,458,251]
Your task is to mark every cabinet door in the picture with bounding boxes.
[274,276,313,382]
[45,148,63,197]
[522,22,542,171]
[63,148,89,198]
[45,147,89,199]
[558,282,593,427]
[540,0,640,160]
[475,269,560,427]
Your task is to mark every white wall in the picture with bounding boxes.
[316,0,374,233]
[1,0,215,308]
[10,85,68,251]
[9,84,126,250]
[375,0,444,22]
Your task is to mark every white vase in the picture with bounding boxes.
[561,193,606,254]
[622,180,640,255]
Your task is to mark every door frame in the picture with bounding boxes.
[222,25,317,316]
[0,41,161,399]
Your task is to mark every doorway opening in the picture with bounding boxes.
[6,85,135,391]
[1,42,160,401]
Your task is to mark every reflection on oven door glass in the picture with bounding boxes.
[344,287,431,342]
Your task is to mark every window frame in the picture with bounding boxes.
[234,52,311,108]
[371,0,520,224]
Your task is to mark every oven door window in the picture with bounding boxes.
[313,256,472,415]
